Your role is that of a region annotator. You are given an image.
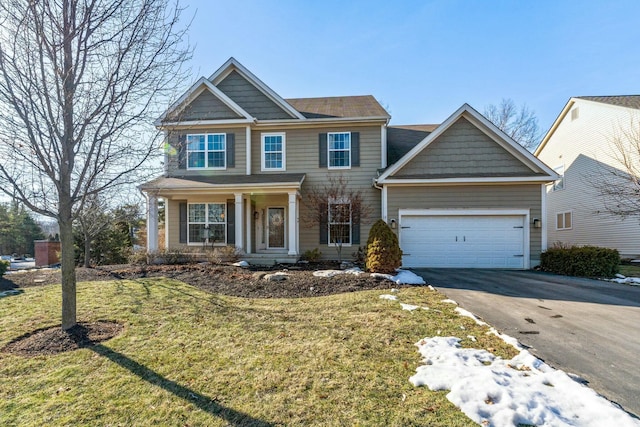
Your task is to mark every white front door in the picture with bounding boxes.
[267,207,286,249]
[400,214,526,268]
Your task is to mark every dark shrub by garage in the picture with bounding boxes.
[540,245,620,277]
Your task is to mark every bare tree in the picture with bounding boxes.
[484,98,542,151]
[302,175,373,262]
[590,116,640,219]
[0,0,191,330]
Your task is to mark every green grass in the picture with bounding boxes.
[618,264,640,277]
[0,279,517,426]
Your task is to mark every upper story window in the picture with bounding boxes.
[328,199,352,246]
[328,132,351,169]
[187,133,226,169]
[552,165,564,191]
[261,133,285,171]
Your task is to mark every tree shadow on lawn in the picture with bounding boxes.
[90,343,274,426]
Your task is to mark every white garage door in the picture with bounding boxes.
[400,214,526,268]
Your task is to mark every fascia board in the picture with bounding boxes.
[377,175,558,185]
[534,98,576,156]
[209,57,306,120]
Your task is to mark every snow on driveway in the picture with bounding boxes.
[379,292,640,426]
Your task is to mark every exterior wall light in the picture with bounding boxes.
[390,219,397,229]
[533,218,541,228]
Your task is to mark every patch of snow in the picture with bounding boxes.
[615,273,626,279]
[427,285,436,291]
[390,288,399,293]
[487,327,525,351]
[466,335,477,342]
[454,307,488,326]
[379,294,398,301]
[400,303,420,311]
[606,276,640,286]
[410,337,640,427]
[441,299,457,305]
[371,272,394,281]
[313,267,364,278]
[233,261,249,268]
[392,270,426,285]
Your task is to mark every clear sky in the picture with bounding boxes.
[184,0,640,134]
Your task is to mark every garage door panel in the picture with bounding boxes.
[400,214,525,269]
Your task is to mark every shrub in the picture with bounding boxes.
[130,248,199,265]
[301,248,322,262]
[365,219,402,274]
[540,245,620,277]
[206,246,241,264]
[0,260,9,277]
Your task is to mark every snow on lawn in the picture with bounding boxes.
[370,270,426,285]
[410,337,640,427]
[606,274,640,286]
[313,267,365,277]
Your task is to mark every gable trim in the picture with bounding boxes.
[155,77,253,126]
[378,176,556,185]
[209,57,306,120]
[378,103,558,181]
[534,98,576,156]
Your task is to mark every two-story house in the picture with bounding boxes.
[535,96,640,257]
[141,58,557,268]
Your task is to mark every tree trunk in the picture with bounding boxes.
[84,233,91,268]
[59,207,77,330]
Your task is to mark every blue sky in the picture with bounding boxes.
[185,0,640,133]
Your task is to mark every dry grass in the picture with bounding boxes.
[0,278,517,426]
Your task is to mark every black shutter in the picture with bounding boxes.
[351,132,360,167]
[319,133,327,168]
[352,209,360,245]
[177,134,187,169]
[319,202,328,244]
[226,200,235,245]
[226,133,235,168]
[179,202,187,243]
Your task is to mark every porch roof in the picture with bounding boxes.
[140,173,306,194]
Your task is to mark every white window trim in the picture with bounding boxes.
[186,133,227,170]
[261,132,286,171]
[187,202,227,245]
[328,199,352,247]
[552,164,564,192]
[556,210,573,231]
[327,132,352,170]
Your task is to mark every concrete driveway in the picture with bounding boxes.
[414,268,640,418]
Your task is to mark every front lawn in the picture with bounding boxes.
[618,264,640,278]
[0,278,516,426]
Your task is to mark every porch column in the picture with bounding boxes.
[234,192,244,252]
[288,191,298,256]
[146,193,159,252]
[245,196,252,254]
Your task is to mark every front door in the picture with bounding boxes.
[267,207,285,249]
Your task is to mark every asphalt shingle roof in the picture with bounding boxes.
[286,96,390,119]
[577,95,640,110]
[386,124,439,166]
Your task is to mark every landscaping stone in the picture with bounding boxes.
[264,272,289,282]
[252,272,267,280]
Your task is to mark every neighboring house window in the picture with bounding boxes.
[328,132,351,169]
[188,203,226,244]
[328,199,351,245]
[187,133,226,169]
[553,165,564,191]
[556,211,572,230]
[261,133,285,171]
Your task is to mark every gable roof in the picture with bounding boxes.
[378,103,557,184]
[535,95,640,156]
[209,57,305,120]
[286,96,390,119]
[386,124,438,165]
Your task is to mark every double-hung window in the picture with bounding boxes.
[187,133,226,169]
[188,203,226,244]
[328,132,351,169]
[261,133,285,171]
[556,211,572,230]
[328,199,352,245]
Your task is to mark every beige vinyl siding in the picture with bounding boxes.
[165,198,185,249]
[165,126,247,176]
[538,101,640,256]
[217,70,293,120]
[177,90,242,121]
[386,184,542,265]
[394,117,534,177]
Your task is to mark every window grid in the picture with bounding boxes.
[188,203,226,244]
[328,132,351,169]
[328,201,351,245]
[187,133,226,169]
[262,133,285,170]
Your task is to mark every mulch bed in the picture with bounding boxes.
[1,262,405,356]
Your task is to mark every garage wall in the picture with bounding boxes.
[386,184,543,266]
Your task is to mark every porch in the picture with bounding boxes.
[140,174,306,258]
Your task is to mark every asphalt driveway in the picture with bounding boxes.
[414,268,640,418]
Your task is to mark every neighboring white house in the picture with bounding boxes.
[535,96,640,257]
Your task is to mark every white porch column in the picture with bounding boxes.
[246,126,252,175]
[146,193,159,252]
[245,196,252,254]
[288,191,298,256]
[234,193,244,252]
